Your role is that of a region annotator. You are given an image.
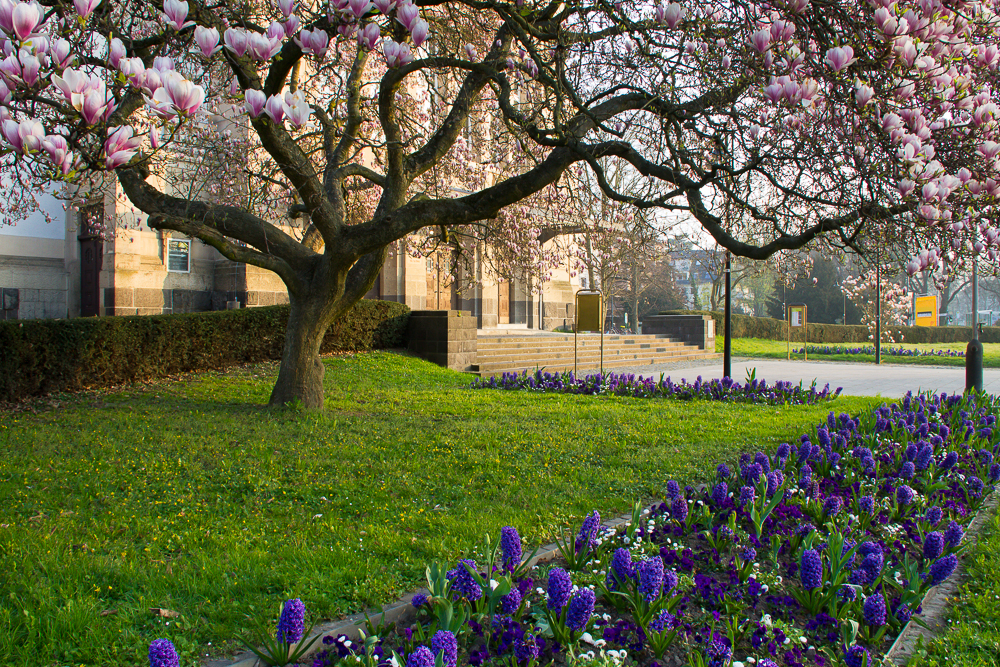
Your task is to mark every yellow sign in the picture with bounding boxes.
[576,292,603,332]
[789,305,806,328]
[915,295,938,327]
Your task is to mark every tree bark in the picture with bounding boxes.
[269,295,334,409]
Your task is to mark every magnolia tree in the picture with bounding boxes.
[840,270,910,342]
[5,0,1000,406]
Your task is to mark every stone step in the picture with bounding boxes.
[475,348,707,366]
[470,352,721,376]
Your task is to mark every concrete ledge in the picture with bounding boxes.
[408,310,478,371]
[642,315,715,350]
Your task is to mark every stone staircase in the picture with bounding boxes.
[470,332,719,376]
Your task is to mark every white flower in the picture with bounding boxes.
[389,657,399,667]
[581,632,596,645]
[490,579,499,590]
[536,587,545,595]
[595,639,606,647]
[602,613,612,621]
[762,614,772,627]
[734,662,745,667]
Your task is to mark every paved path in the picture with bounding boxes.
[599,357,1000,398]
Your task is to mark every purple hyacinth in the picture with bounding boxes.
[411,593,428,608]
[500,526,522,572]
[765,471,779,497]
[989,463,1000,484]
[896,484,915,506]
[929,554,958,584]
[940,451,959,471]
[800,549,823,590]
[744,463,764,484]
[904,444,918,461]
[277,598,305,644]
[969,476,984,494]
[513,635,539,664]
[858,495,875,514]
[896,603,912,624]
[799,464,812,487]
[666,480,681,499]
[899,461,915,480]
[431,630,458,667]
[945,520,964,547]
[606,548,633,591]
[547,567,573,610]
[923,532,944,560]
[754,451,771,474]
[148,639,180,667]
[407,645,436,667]
[447,559,483,601]
[864,593,886,626]
[706,638,732,667]
[925,506,943,525]
[636,556,664,601]
[838,584,857,602]
[979,448,994,466]
[823,496,843,517]
[915,444,933,471]
[741,546,756,562]
[575,511,600,552]
[759,660,779,667]
[711,482,728,507]
[662,569,679,595]
[670,495,688,524]
[566,588,595,631]
[648,609,675,634]
[844,645,871,667]
[716,463,730,480]
[776,442,791,459]
[499,587,522,615]
[739,485,755,507]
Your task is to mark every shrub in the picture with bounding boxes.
[658,310,1000,344]
[0,300,410,402]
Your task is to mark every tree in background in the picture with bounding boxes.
[6,0,1000,406]
[766,254,862,324]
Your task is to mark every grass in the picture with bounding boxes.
[0,351,881,666]
[718,337,1000,368]
[910,497,1000,667]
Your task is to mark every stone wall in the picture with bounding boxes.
[407,310,477,371]
[0,255,68,320]
[641,314,715,350]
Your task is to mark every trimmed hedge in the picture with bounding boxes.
[0,300,410,403]
[658,310,1000,345]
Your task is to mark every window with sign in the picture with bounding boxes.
[167,239,191,272]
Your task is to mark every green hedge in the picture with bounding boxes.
[0,300,410,403]
[658,310,1000,345]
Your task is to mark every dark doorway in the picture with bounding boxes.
[78,205,103,317]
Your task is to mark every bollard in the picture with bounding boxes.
[966,338,983,393]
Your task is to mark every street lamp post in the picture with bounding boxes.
[724,250,732,379]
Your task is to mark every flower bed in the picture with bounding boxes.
[470,370,842,406]
[297,390,997,667]
[792,345,965,359]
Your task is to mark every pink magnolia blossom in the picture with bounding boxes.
[410,19,428,47]
[0,117,42,153]
[0,0,13,35]
[750,29,770,54]
[244,88,266,117]
[285,91,310,128]
[194,26,221,57]
[763,82,783,103]
[109,36,125,68]
[162,0,195,31]
[283,16,299,38]
[266,20,285,41]
[153,56,174,71]
[103,125,142,169]
[224,28,248,56]
[979,140,1000,160]
[348,0,372,19]
[337,22,357,39]
[16,49,38,86]
[51,37,72,68]
[149,126,160,149]
[264,94,286,123]
[248,32,282,61]
[81,88,115,124]
[854,80,874,106]
[73,0,101,20]
[898,179,915,197]
[296,28,329,58]
[372,0,395,13]
[464,43,477,60]
[163,71,205,115]
[825,45,856,72]
[395,1,419,32]
[276,0,295,18]
[357,24,379,51]
[382,39,412,67]
[664,3,684,29]
[11,1,42,41]
[0,79,8,103]
[41,133,68,166]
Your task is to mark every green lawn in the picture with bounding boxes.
[0,351,881,666]
[718,337,1000,367]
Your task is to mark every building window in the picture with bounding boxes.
[167,239,191,272]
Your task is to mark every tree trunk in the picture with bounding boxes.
[269,296,334,409]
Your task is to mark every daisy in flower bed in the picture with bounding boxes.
[470,370,841,406]
[291,390,998,667]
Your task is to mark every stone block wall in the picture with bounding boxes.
[641,314,715,350]
[407,310,477,371]
[0,255,68,320]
